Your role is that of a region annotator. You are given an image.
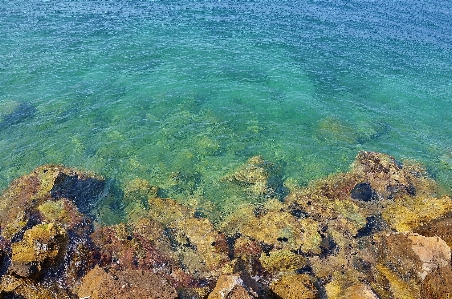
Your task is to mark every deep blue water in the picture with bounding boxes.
[1,0,451,219]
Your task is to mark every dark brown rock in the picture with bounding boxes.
[421,266,452,299]
[414,217,452,248]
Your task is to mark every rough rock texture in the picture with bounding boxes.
[325,282,379,299]
[420,266,452,299]
[414,216,452,247]
[370,232,452,299]
[0,151,452,298]
[207,274,258,299]
[78,266,178,299]
[10,223,67,278]
[270,274,319,299]
[0,274,72,299]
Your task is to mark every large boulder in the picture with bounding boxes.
[371,233,452,299]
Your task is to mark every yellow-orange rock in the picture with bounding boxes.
[371,233,452,299]
[382,195,452,232]
[171,217,230,272]
[0,275,71,298]
[270,274,319,299]
[77,266,177,299]
[259,249,308,275]
[10,223,67,277]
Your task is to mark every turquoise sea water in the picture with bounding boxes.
[1,1,451,220]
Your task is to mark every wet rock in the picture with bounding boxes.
[222,200,322,254]
[77,266,178,299]
[0,238,7,274]
[122,178,158,223]
[0,164,103,241]
[178,287,211,299]
[352,151,423,200]
[408,234,451,280]
[232,237,264,276]
[10,223,67,278]
[147,196,192,226]
[37,199,90,232]
[170,217,230,272]
[207,274,258,299]
[0,152,451,298]
[355,215,389,237]
[0,165,108,295]
[259,249,309,276]
[350,182,376,201]
[373,263,421,299]
[90,222,175,272]
[0,274,71,298]
[270,273,319,299]
[325,282,379,299]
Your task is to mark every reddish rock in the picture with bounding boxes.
[90,222,174,272]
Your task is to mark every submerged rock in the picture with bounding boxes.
[224,156,287,199]
[0,101,36,129]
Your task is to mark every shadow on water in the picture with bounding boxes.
[49,173,126,225]
[0,102,37,129]
[50,172,107,216]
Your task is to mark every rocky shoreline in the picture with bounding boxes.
[0,151,451,298]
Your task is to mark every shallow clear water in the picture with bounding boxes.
[1,1,451,220]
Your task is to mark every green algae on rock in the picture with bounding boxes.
[0,151,452,298]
